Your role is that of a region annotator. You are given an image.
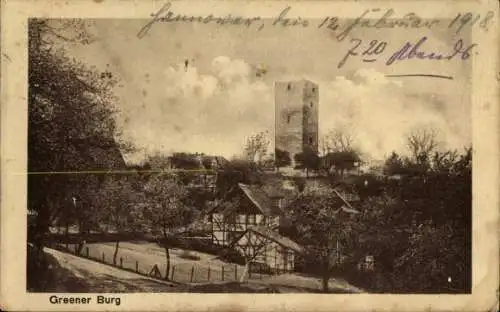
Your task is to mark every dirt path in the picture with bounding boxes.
[51,243,362,293]
[44,247,183,292]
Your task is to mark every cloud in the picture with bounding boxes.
[119,56,273,162]
[117,60,470,164]
[318,68,470,160]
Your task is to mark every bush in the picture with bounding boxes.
[164,236,246,265]
[218,248,246,265]
[179,250,201,261]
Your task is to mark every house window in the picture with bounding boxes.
[256,214,263,224]
[312,87,316,93]
[287,115,291,124]
[308,136,313,144]
[287,83,292,90]
[310,101,313,108]
[247,214,256,225]
[237,214,246,224]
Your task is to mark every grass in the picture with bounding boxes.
[60,241,262,283]
[53,242,362,293]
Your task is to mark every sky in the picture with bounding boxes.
[58,17,472,164]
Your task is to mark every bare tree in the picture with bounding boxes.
[236,236,270,283]
[322,129,355,154]
[243,131,270,164]
[406,127,438,164]
[321,128,361,178]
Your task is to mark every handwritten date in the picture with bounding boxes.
[338,37,477,68]
[338,39,388,68]
[448,11,495,34]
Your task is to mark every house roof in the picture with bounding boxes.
[246,225,303,254]
[238,183,282,216]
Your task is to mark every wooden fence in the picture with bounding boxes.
[49,243,271,284]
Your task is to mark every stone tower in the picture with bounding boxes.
[275,79,319,168]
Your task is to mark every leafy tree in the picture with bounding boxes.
[275,148,291,169]
[357,146,472,293]
[93,175,144,265]
[320,128,361,178]
[287,191,359,292]
[143,174,197,280]
[384,151,405,176]
[293,148,321,176]
[169,153,202,170]
[215,159,263,197]
[323,150,361,178]
[201,157,214,170]
[28,19,129,249]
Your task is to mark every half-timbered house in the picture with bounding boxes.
[209,183,284,246]
[233,225,303,273]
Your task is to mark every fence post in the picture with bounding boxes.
[86,247,89,258]
[120,257,123,268]
[136,261,139,273]
[208,266,211,281]
[221,266,225,281]
[234,265,237,281]
[102,252,105,263]
[190,266,195,283]
[171,265,176,281]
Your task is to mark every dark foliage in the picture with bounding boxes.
[352,147,472,293]
[322,150,361,177]
[28,19,128,248]
[169,153,203,170]
[293,149,321,171]
[275,148,291,168]
[215,159,263,197]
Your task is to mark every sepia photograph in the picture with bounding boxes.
[1,0,498,311]
[26,14,476,295]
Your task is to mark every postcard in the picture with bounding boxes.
[1,0,498,311]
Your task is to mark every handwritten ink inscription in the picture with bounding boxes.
[137,3,491,72]
[448,11,495,34]
[386,37,476,66]
[337,36,477,68]
[138,3,496,39]
[338,39,388,68]
[137,2,264,38]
